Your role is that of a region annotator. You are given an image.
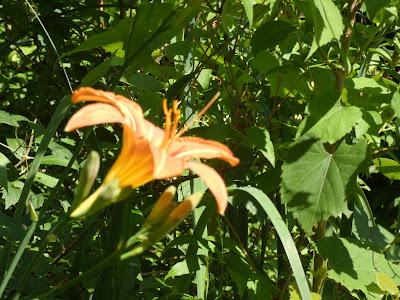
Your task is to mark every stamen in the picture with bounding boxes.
[171,100,181,138]
[162,99,172,146]
[162,98,169,115]
[175,91,220,138]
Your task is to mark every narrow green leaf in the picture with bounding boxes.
[373,158,400,180]
[164,256,200,280]
[65,18,133,56]
[241,0,254,27]
[235,186,312,300]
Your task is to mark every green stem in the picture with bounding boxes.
[28,243,145,299]
[312,221,327,294]
[0,222,37,298]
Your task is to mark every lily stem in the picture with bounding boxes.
[312,221,327,294]
[27,242,145,299]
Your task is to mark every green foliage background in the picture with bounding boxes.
[0,0,400,299]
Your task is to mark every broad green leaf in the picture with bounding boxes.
[48,141,74,162]
[302,99,362,144]
[307,67,337,95]
[241,0,254,27]
[0,153,10,189]
[266,65,310,97]
[245,127,275,166]
[34,172,58,188]
[123,72,163,93]
[166,72,197,100]
[373,158,400,180]
[316,237,400,296]
[2,180,24,210]
[138,277,171,292]
[250,51,279,74]
[197,69,212,90]
[289,287,321,300]
[251,21,294,54]
[6,138,26,160]
[234,186,312,300]
[41,155,79,170]
[0,111,29,127]
[343,77,392,109]
[281,139,368,233]
[307,0,344,59]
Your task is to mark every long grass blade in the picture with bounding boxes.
[235,186,312,300]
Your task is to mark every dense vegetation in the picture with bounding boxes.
[0,0,400,299]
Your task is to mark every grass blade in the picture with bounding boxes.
[13,96,70,221]
[235,186,312,300]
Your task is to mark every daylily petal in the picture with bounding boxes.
[71,87,121,104]
[170,137,239,166]
[71,87,146,136]
[151,144,184,179]
[143,120,165,147]
[185,161,229,215]
[106,126,154,188]
[64,103,124,132]
[118,138,154,188]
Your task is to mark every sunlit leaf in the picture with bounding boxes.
[281,139,368,233]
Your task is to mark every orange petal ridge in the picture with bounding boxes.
[170,136,239,166]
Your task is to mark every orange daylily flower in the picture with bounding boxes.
[65,87,239,217]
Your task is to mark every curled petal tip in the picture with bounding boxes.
[230,157,240,167]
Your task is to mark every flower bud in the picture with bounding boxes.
[143,186,177,228]
[27,200,38,222]
[74,151,100,204]
[142,192,203,245]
